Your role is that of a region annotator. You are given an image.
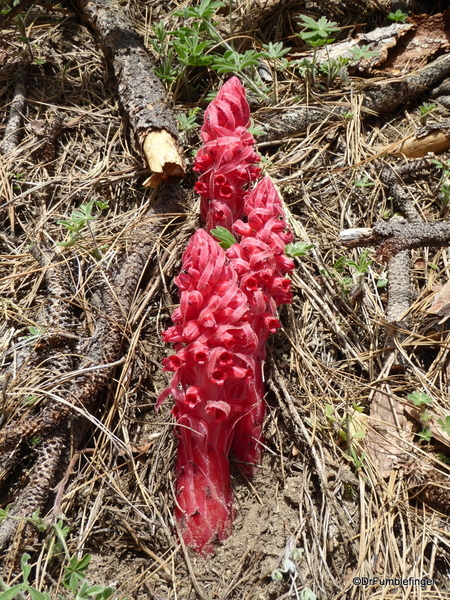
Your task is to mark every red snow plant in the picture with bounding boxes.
[158,77,294,553]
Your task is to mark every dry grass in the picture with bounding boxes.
[1,1,450,599]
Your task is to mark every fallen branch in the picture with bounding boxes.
[257,54,450,143]
[340,221,450,254]
[0,184,185,558]
[1,63,28,155]
[77,0,185,186]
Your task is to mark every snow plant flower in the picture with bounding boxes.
[158,77,294,553]
[193,77,261,231]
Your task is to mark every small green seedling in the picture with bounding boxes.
[319,56,349,87]
[248,122,266,137]
[25,325,46,338]
[174,0,225,21]
[354,176,375,189]
[439,181,450,211]
[417,429,432,442]
[211,49,262,74]
[260,41,291,85]
[418,102,436,125]
[58,199,109,252]
[408,392,434,444]
[298,15,340,46]
[387,9,408,23]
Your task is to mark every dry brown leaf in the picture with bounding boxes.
[366,386,413,478]
[426,280,450,323]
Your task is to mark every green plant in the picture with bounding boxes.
[285,241,316,257]
[319,56,349,87]
[437,453,450,464]
[418,101,436,125]
[175,107,202,132]
[25,325,46,338]
[57,199,109,252]
[439,181,450,211]
[387,9,408,23]
[417,428,432,442]
[173,28,215,67]
[248,122,266,137]
[298,15,339,46]
[271,539,316,599]
[211,49,262,74]
[297,15,340,86]
[0,551,115,600]
[332,249,373,295]
[348,45,379,61]
[260,41,291,91]
[177,0,225,20]
[437,415,450,436]
[377,275,388,288]
[0,553,51,600]
[150,0,271,99]
[260,41,290,66]
[354,175,375,188]
[407,391,434,407]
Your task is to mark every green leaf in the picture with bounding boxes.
[29,588,51,600]
[417,429,432,442]
[0,504,11,523]
[271,568,284,582]
[437,415,450,436]
[210,226,237,249]
[299,587,317,600]
[407,392,434,407]
[0,584,26,600]
[285,242,315,257]
[261,41,291,60]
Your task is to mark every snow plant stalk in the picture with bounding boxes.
[158,77,294,553]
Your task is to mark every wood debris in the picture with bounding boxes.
[77,0,185,185]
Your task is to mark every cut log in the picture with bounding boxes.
[77,0,185,186]
[383,120,450,158]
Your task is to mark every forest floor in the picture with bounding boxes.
[1,0,450,599]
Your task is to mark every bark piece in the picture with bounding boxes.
[77,0,185,185]
[0,433,65,561]
[256,105,351,144]
[386,248,411,322]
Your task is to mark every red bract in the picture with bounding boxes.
[193,77,261,231]
[160,79,295,553]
